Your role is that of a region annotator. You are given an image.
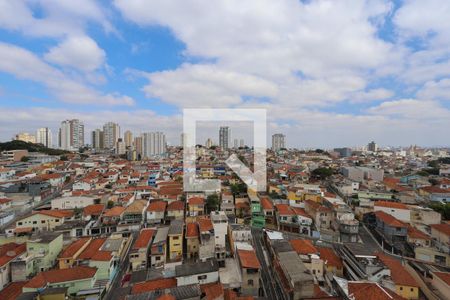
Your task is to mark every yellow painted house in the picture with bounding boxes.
[15,210,74,233]
[379,254,419,299]
[168,220,183,261]
[58,237,92,269]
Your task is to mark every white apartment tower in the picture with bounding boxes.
[36,127,52,148]
[124,130,133,148]
[143,132,167,158]
[59,119,84,151]
[103,122,120,150]
[219,126,230,150]
[272,133,285,151]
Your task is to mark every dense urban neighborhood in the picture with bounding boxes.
[0,126,450,300]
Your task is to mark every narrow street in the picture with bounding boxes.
[252,227,285,300]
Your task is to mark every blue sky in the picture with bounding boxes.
[1,0,450,148]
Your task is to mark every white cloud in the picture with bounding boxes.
[44,35,106,72]
[349,88,394,103]
[367,99,450,120]
[0,42,133,106]
[417,78,450,101]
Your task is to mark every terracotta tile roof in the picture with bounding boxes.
[83,204,105,216]
[290,239,318,255]
[276,204,295,216]
[433,271,450,286]
[237,249,261,269]
[378,253,418,287]
[24,266,97,289]
[314,284,330,298]
[32,209,74,219]
[186,222,199,238]
[133,228,155,250]
[317,246,342,269]
[348,282,405,300]
[0,243,26,267]
[407,225,431,240]
[421,186,450,194]
[0,198,12,204]
[131,278,177,294]
[188,197,205,205]
[103,206,125,217]
[0,281,28,300]
[261,197,274,210]
[198,217,214,232]
[292,207,310,218]
[59,238,91,259]
[157,295,176,300]
[374,201,409,210]
[167,200,184,211]
[78,238,106,260]
[91,250,113,261]
[374,211,407,228]
[201,282,224,300]
[430,223,450,236]
[147,200,167,212]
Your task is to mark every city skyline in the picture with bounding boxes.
[1,1,450,147]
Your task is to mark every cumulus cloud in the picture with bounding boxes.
[45,35,106,72]
[0,42,133,106]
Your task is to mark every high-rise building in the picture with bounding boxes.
[219,126,230,150]
[334,147,352,158]
[124,130,133,148]
[103,122,120,150]
[134,136,143,159]
[91,129,104,150]
[143,132,166,158]
[59,119,84,151]
[205,138,213,148]
[180,133,187,147]
[272,133,285,151]
[240,139,244,148]
[234,139,238,149]
[36,127,52,148]
[15,132,36,143]
[116,138,126,155]
[367,141,378,152]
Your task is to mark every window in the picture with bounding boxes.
[41,221,45,224]
[173,236,179,240]
[198,275,207,280]
[18,222,22,226]
[248,279,254,286]
[400,287,403,291]
[410,288,413,292]
[55,219,60,222]
[33,221,37,224]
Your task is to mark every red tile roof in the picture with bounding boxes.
[378,253,418,287]
[131,278,177,294]
[407,225,431,240]
[374,201,409,210]
[0,281,28,300]
[186,222,199,238]
[78,238,106,260]
[167,200,184,211]
[431,223,450,236]
[275,204,294,216]
[83,204,105,216]
[24,266,97,289]
[290,239,318,255]
[292,207,310,218]
[348,282,405,300]
[59,238,91,259]
[0,198,11,204]
[198,217,214,232]
[188,197,205,205]
[261,197,274,210]
[237,249,261,269]
[374,211,407,228]
[102,206,125,217]
[317,246,342,269]
[0,243,26,267]
[133,228,155,250]
[33,209,74,218]
[91,251,113,261]
[147,200,167,212]
[433,271,450,286]
[201,282,224,300]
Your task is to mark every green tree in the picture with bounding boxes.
[107,200,115,209]
[20,156,30,162]
[206,193,220,213]
[428,202,450,220]
[311,167,334,179]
